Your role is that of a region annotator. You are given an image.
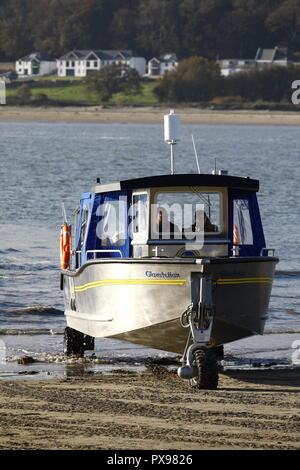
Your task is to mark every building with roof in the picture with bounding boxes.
[255,46,294,67]
[218,59,256,77]
[16,52,57,77]
[147,53,178,76]
[218,46,297,76]
[57,50,146,77]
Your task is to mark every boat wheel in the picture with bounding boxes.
[83,334,95,351]
[190,348,219,390]
[63,326,85,357]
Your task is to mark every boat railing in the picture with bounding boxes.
[85,249,123,259]
[260,248,276,257]
[148,238,231,245]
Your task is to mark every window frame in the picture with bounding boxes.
[151,188,223,240]
[131,190,149,244]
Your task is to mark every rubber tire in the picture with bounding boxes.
[190,348,219,390]
[63,327,85,357]
[83,335,95,351]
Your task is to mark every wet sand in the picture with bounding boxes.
[1,106,300,125]
[0,368,299,450]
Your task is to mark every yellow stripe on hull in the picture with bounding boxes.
[216,277,273,285]
[74,276,273,293]
[74,278,187,292]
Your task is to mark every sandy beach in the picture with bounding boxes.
[0,367,299,450]
[1,105,300,126]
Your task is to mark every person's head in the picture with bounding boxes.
[156,207,167,225]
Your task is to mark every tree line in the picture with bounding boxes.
[1,0,300,61]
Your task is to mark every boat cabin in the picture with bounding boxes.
[73,173,266,268]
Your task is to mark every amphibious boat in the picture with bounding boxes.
[60,111,278,389]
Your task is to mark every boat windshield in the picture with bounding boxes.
[151,190,221,240]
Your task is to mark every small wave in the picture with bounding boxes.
[0,263,57,271]
[271,294,300,299]
[264,328,300,334]
[285,309,300,315]
[9,306,64,316]
[275,270,300,276]
[0,248,23,254]
[0,328,63,335]
[97,136,130,141]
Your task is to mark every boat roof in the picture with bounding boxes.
[91,173,259,194]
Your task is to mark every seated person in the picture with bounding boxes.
[192,209,218,233]
[156,207,181,239]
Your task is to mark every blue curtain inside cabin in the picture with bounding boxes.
[84,190,130,260]
[228,189,266,256]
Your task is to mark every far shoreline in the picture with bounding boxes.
[1,105,300,126]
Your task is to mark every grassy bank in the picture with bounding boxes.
[4,76,300,111]
[6,77,159,106]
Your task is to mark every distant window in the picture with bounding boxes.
[94,61,98,67]
[86,61,90,67]
[71,61,75,67]
[233,199,253,245]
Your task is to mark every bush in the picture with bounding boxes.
[225,65,300,102]
[16,84,32,104]
[211,95,245,104]
[154,57,223,103]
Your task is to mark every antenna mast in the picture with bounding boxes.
[191,134,200,174]
[164,110,180,175]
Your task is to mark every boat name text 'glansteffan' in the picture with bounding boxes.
[145,271,181,279]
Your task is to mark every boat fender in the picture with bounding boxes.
[233,224,240,245]
[60,223,71,270]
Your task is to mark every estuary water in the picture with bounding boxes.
[0,119,299,376]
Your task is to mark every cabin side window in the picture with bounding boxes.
[151,191,222,239]
[96,198,127,246]
[79,209,89,249]
[233,199,253,245]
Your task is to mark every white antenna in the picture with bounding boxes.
[164,110,180,174]
[61,202,68,224]
[191,134,200,174]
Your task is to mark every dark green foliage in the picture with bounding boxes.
[154,56,224,102]
[87,63,142,102]
[154,57,300,103]
[225,64,300,102]
[16,83,32,104]
[0,0,299,61]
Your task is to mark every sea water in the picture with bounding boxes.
[0,120,299,378]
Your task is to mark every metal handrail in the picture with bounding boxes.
[86,249,123,258]
[260,248,275,257]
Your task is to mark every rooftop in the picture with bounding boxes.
[58,49,137,61]
[91,173,260,194]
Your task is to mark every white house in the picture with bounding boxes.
[218,59,256,77]
[147,53,178,76]
[218,46,296,77]
[57,50,146,77]
[16,52,57,77]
